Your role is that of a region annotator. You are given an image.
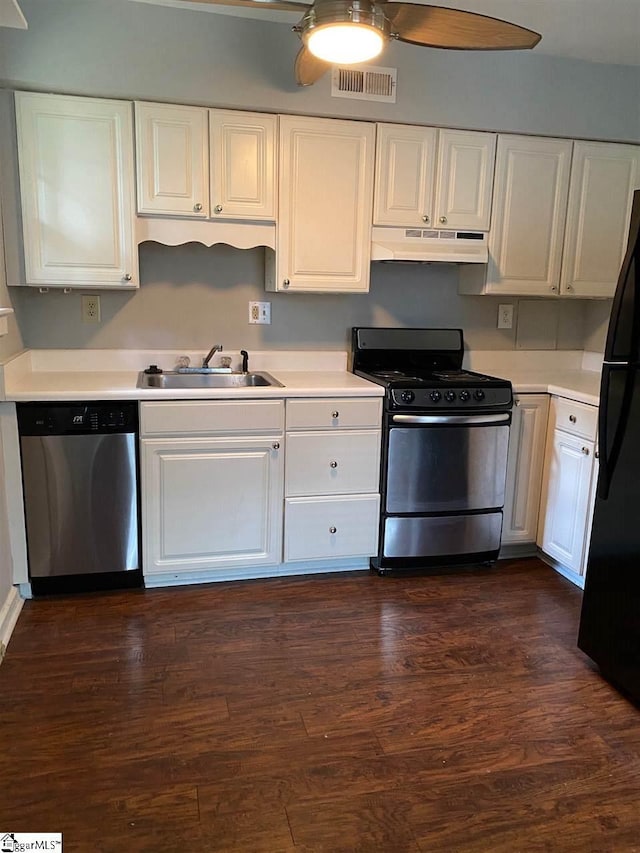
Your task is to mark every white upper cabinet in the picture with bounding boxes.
[374,124,496,231]
[486,135,573,295]
[435,129,496,230]
[209,110,277,221]
[374,124,437,227]
[15,92,138,288]
[268,115,375,293]
[560,141,640,298]
[135,102,209,217]
[134,104,276,222]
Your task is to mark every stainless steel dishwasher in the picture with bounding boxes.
[17,402,142,595]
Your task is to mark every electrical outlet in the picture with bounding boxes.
[81,294,101,324]
[497,303,513,330]
[249,301,271,324]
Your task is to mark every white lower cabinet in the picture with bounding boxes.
[502,394,549,547]
[284,397,382,562]
[285,495,380,562]
[538,396,598,583]
[140,401,284,578]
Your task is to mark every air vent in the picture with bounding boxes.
[331,65,397,103]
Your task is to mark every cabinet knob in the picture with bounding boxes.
[595,450,600,459]
[282,279,290,289]
[214,205,223,214]
[123,273,132,281]
[331,410,339,419]
[567,284,574,292]
[422,215,430,223]
[194,203,203,212]
[272,442,280,450]
[514,399,520,406]
[329,526,337,534]
[569,415,577,423]
[329,460,338,468]
[550,285,558,292]
[581,446,590,455]
[439,216,447,224]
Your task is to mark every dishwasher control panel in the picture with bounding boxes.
[17,402,139,435]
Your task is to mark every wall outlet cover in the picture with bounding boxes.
[497,303,514,330]
[249,301,271,324]
[81,294,101,323]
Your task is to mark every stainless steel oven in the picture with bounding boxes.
[382,411,511,563]
[352,327,513,574]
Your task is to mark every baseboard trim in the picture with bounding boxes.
[537,551,585,589]
[0,585,24,662]
[144,557,370,588]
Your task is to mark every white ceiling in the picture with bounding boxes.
[130,0,640,67]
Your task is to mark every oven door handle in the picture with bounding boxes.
[391,413,511,425]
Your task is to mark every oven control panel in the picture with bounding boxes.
[390,386,512,410]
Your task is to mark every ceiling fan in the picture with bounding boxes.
[178,0,541,86]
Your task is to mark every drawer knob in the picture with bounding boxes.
[331,410,339,419]
[329,526,337,534]
[329,460,338,468]
[272,442,280,450]
[582,446,590,455]
[569,415,577,423]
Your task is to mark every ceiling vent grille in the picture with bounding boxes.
[331,65,397,103]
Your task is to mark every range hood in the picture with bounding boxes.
[371,226,488,264]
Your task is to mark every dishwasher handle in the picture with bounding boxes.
[391,413,511,426]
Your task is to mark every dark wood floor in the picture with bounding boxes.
[1,558,639,852]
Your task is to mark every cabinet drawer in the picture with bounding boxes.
[286,398,382,430]
[140,400,284,436]
[551,397,597,440]
[284,495,380,562]
[286,430,381,496]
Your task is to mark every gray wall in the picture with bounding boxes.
[0,0,636,354]
[583,300,613,353]
[10,242,586,352]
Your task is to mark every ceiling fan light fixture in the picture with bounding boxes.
[299,0,390,65]
[306,22,385,64]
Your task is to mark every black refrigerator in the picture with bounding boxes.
[578,189,640,703]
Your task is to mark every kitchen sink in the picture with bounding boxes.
[138,371,284,389]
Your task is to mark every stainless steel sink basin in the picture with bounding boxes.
[138,371,283,389]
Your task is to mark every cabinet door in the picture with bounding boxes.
[538,429,595,573]
[209,110,277,221]
[434,130,496,231]
[487,135,572,295]
[373,124,437,227]
[561,142,640,298]
[502,394,549,546]
[142,436,283,575]
[273,115,375,293]
[15,92,138,288]
[135,102,209,217]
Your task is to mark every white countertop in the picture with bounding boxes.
[0,350,385,401]
[0,348,602,405]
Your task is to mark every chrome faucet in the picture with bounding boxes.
[202,344,223,368]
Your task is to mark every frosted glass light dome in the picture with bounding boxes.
[306,23,385,64]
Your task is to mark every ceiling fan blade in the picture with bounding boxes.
[381,4,541,50]
[176,0,310,12]
[294,46,330,86]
